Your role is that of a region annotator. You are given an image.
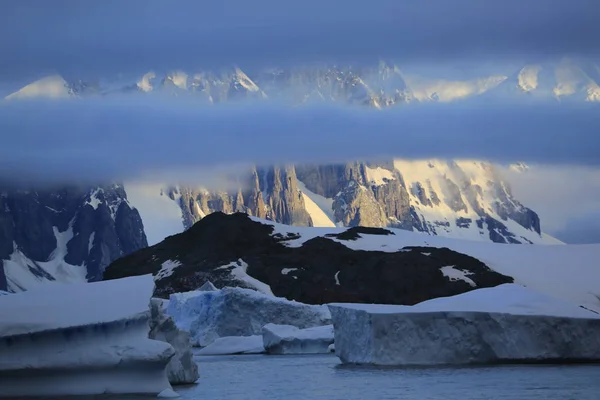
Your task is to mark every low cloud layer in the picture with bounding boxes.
[0,97,598,185]
[503,165,600,244]
[1,0,599,80]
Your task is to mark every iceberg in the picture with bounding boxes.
[0,275,176,397]
[329,284,600,366]
[262,324,334,355]
[196,335,265,355]
[167,287,331,347]
[149,298,199,384]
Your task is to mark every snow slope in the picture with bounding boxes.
[297,180,336,227]
[3,225,88,293]
[0,275,176,397]
[4,75,71,100]
[124,182,185,245]
[393,159,559,244]
[251,217,600,312]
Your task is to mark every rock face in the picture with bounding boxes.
[262,324,334,355]
[174,165,311,230]
[165,287,332,347]
[0,185,147,291]
[328,284,600,366]
[104,212,513,305]
[149,299,199,385]
[146,159,548,246]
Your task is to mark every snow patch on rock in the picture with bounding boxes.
[440,266,476,287]
[217,259,273,295]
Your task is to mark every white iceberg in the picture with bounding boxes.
[167,287,331,347]
[196,335,265,355]
[262,324,334,355]
[329,284,600,366]
[149,298,199,384]
[0,275,176,397]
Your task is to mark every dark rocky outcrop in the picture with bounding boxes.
[105,212,513,305]
[0,185,147,290]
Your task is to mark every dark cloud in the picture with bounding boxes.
[0,97,598,185]
[1,0,599,80]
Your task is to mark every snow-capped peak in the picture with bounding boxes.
[4,75,71,100]
[517,65,542,92]
[137,71,157,92]
[232,67,261,92]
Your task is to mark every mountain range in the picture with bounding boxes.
[5,58,600,104]
[3,58,591,292]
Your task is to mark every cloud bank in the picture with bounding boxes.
[1,0,599,80]
[0,97,598,185]
[502,165,600,244]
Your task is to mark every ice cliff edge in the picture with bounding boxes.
[329,284,600,366]
[0,275,178,397]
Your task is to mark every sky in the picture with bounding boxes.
[1,0,599,244]
[503,165,600,244]
[1,0,599,80]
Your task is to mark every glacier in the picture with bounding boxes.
[329,284,600,366]
[166,287,331,347]
[0,275,177,397]
[262,324,334,355]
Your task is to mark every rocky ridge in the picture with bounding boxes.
[104,212,514,305]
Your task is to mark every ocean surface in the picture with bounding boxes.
[21,353,600,400]
[180,353,600,400]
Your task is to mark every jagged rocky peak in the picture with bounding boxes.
[142,159,552,246]
[172,165,311,230]
[0,184,147,292]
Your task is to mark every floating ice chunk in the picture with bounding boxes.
[0,275,176,397]
[167,287,331,347]
[262,324,334,355]
[158,388,181,398]
[149,299,199,384]
[329,284,600,366]
[196,335,265,355]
